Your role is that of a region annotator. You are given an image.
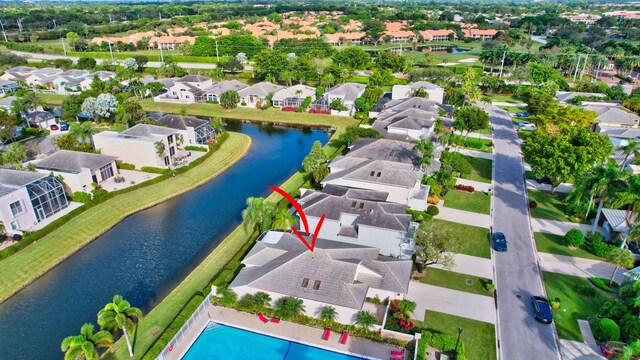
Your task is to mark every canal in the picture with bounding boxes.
[0,120,330,359]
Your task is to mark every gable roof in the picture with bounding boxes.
[121,123,178,137]
[157,114,208,130]
[325,82,366,103]
[346,138,420,166]
[35,150,117,174]
[230,231,412,310]
[601,208,634,233]
[582,104,640,126]
[272,84,316,101]
[555,91,605,104]
[202,80,248,95]
[237,82,285,98]
[177,74,211,84]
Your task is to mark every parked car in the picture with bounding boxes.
[493,232,507,252]
[515,111,530,118]
[50,124,59,131]
[519,122,537,131]
[59,122,69,131]
[29,123,40,129]
[535,177,552,185]
[531,296,553,324]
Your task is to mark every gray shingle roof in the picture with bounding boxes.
[555,91,605,104]
[380,97,442,113]
[157,114,208,130]
[35,150,117,174]
[601,208,633,233]
[324,158,421,188]
[406,81,443,90]
[325,82,366,103]
[272,84,316,101]
[599,126,640,139]
[177,75,211,84]
[299,185,411,231]
[0,168,47,188]
[582,104,640,126]
[347,138,420,166]
[202,80,248,96]
[237,82,284,98]
[230,231,412,310]
[121,123,178,137]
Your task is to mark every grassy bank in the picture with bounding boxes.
[0,132,251,303]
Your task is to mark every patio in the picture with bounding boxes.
[100,169,161,192]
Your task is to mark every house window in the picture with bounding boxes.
[99,163,114,180]
[10,220,18,230]
[376,172,381,177]
[168,135,174,145]
[301,278,309,288]
[351,201,357,208]
[9,201,23,217]
[169,147,175,156]
[370,171,375,176]
[313,280,321,290]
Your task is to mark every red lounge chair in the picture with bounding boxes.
[391,350,405,356]
[258,313,269,323]
[322,327,331,341]
[271,318,281,324]
[339,331,348,344]
[391,357,403,360]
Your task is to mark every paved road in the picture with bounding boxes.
[480,103,560,360]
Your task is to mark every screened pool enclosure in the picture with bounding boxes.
[26,177,68,222]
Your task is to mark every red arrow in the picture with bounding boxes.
[268,186,325,252]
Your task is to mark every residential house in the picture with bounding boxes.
[90,31,157,46]
[24,111,56,129]
[0,169,68,235]
[324,32,367,46]
[602,11,640,20]
[156,114,217,145]
[93,124,180,168]
[51,70,91,94]
[149,36,196,50]
[0,66,38,82]
[0,96,16,113]
[384,30,416,44]
[33,150,118,193]
[391,81,445,103]
[372,107,437,141]
[601,208,636,241]
[229,230,411,325]
[0,80,17,96]
[555,91,606,104]
[237,82,285,108]
[419,30,456,42]
[271,84,316,108]
[582,102,640,128]
[322,138,429,210]
[79,71,116,91]
[561,14,601,25]
[200,80,248,103]
[298,185,417,258]
[597,126,640,166]
[25,68,62,89]
[462,29,498,40]
[321,82,366,114]
[154,75,213,104]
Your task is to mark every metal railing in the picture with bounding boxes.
[156,293,212,360]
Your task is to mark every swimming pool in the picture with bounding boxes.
[182,323,364,360]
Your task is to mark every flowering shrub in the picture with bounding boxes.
[309,108,331,114]
[454,184,475,193]
[427,195,440,204]
[281,106,297,112]
[529,200,538,208]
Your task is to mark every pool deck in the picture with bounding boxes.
[167,303,406,360]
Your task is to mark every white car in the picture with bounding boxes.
[519,122,537,131]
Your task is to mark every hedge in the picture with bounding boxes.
[0,133,229,262]
[0,41,46,53]
[140,166,170,174]
[184,145,208,152]
[419,330,465,360]
[118,163,135,170]
[590,277,617,293]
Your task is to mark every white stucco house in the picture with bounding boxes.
[93,124,180,168]
[237,82,284,108]
[229,231,411,325]
[200,80,248,103]
[271,84,316,108]
[32,150,118,194]
[322,82,366,114]
[154,75,213,104]
[371,97,444,141]
[391,81,444,103]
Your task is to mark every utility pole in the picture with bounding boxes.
[1,32,7,42]
[159,45,164,63]
[61,37,67,57]
[499,50,507,78]
[52,19,56,28]
[215,41,219,63]
[16,19,23,32]
[580,53,589,80]
[572,54,582,83]
[108,41,114,60]
[400,42,403,56]
[595,61,602,81]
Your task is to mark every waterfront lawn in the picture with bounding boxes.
[0,133,251,304]
[462,156,492,183]
[528,190,570,222]
[420,268,492,296]
[543,272,612,341]
[421,310,497,360]
[443,189,491,215]
[431,219,491,259]
[534,232,603,261]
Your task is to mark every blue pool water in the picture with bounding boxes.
[183,324,363,360]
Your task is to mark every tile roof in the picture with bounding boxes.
[582,104,640,126]
[346,138,421,166]
[271,84,316,101]
[202,80,248,95]
[237,82,285,98]
[34,150,117,174]
[324,158,422,188]
[601,208,633,232]
[325,82,366,103]
[157,114,208,130]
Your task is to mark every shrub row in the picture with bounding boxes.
[117,163,135,170]
[184,146,208,152]
[309,109,331,114]
[71,192,92,203]
[0,133,230,261]
[140,166,170,174]
[281,106,297,112]
[407,209,433,223]
[0,41,46,53]
[454,184,475,193]
[419,330,465,360]
[590,277,616,293]
[586,232,617,258]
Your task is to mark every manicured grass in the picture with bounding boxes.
[38,92,67,105]
[420,268,492,296]
[92,123,128,133]
[543,272,613,341]
[454,137,493,153]
[421,310,497,360]
[490,94,528,105]
[528,189,571,222]
[0,133,251,303]
[432,219,491,259]
[443,189,491,215]
[462,156,492,183]
[534,232,603,260]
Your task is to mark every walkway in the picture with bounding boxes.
[453,130,493,140]
[431,253,493,279]
[558,320,603,360]
[456,178,492,192]
[435,206,491,228]
[538,253,625,284]
[491,101,527,108]
[453,148,494,160]
[531,218,605,236]
[479,103,560,360]
[407,281,496,324]
[526,179,573,193]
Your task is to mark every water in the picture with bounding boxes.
[0,120,329,360]
[183,324,363,360]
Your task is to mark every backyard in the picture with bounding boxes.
[543,272,613,341]
[432,219,491,259]
[443,189,491,215]
[462,156,492,183]
[534,232,604,261]
[419,268,492,296]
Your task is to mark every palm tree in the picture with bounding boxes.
[23,91,43,111]
[619,140,639,169]
[612,174,640,228]
[70,122,94,146]
[279,71,294,87]
[609,248,635,286]
[319,306,338,322]
[251,292,272,310]
[241,197,278,233]
[583,165,627,233]
[97,295,143,357]
[355,310,378,330]
[274,297,305,318]
[215,283,238,306]
[61,323,113,360]
[271,207,298,231]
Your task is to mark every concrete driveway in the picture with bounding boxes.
[538,253,625,284]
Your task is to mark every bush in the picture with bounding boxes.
[591,237,616,258]
[118,162,135,170]
[575,284,597,297]
[419,331,465,360]
[407,209,432,223]
[92,188,108,199]
[620,313,640,342]
[141,166,170,174]
[71,192,92,203]
[23,128,42,138]
[529,201,538,208]
[564,228,585,248]
[427,195,440,205]
[184,145,208,152]
[454,184,475,193]
[426,205,439,216]
[441,151,472,177]
[429,184,442,197]
[600,301,629,322]
[589,277,616,293]
[592,318,621,341]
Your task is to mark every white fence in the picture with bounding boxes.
[156,293,212,360]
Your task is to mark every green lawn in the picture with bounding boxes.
[443,189,491,215]
[421,310,497,360]
[456,137,493,153]
[490,94,528,105]
[92,123,128,133]
[528,190,572,222]
[420,268,493,296]
[543,272,612,341]
[462,156,492,183]
[432,219,491,259]
[38,92,68,105]
[0,133,251,304]
[534,232,603,260]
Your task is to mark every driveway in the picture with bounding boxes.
[407,281,496,324]
[538,253,625,284]
[479,103,560,360]
[453,148,494,160]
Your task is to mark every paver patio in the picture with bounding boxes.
[538,253,624,284]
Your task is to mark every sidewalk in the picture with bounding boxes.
[435,206,491,228]
[558,320,604,359]
[453,130,493,140]
[526,179,573,193]
[408,281,495,324]
[456,178,492,192]
[453,148,494,160]
[431,253,493,279]
[531,218,605,236]
[538,252,625,284]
